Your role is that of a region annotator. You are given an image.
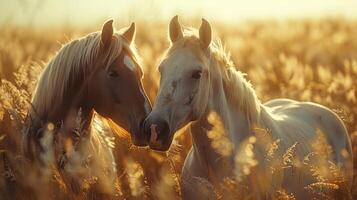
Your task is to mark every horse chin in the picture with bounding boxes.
[149,142,171,151]
[149,134,174,151]
[131,137,149,147]
[131,129,149,147]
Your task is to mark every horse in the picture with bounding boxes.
[22,19,152,196]
[144,16,353,199]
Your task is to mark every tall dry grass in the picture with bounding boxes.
[0,18,357,199]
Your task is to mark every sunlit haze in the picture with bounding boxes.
[1,0,357,27]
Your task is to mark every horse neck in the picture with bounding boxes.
[29,81,94,134]
[191,81,252,154]
[63,104,94,133]
[25,84,94,161]
[190,59,261,177]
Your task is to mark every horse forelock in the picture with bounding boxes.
[166,28,206,60]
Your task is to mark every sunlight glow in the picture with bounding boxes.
[1,0,357,26]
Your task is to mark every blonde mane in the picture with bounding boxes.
[31,31,135,121]
[210,39,261,123]
[168,28,261,122]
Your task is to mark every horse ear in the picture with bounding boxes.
[199,18,212,49]
[122,22,136,44]
[101,19,114,50]
[169,15,183,43]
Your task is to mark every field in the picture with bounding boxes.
[0,18,357,199]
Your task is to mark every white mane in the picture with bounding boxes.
[210,39,262,123]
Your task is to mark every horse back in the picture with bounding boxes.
[263,99,353,188]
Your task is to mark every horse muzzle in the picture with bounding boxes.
[143,115,172,151]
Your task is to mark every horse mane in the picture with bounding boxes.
[31,31,136,122]
[168,28,261,122]
[210,39,262,123]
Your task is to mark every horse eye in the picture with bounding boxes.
[108,70,119,78]
[191,70,202,79]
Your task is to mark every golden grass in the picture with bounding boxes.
[0,18,357,199]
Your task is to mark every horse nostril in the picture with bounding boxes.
[157,121,169,141]
[149,121,169,142]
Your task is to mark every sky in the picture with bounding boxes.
[1,0,357,27]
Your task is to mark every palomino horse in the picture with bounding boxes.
[144,16,353,199]
[23,20,151,195]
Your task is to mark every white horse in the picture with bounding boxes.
[144,16,353,199]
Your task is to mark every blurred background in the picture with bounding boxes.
[1,0,357,27]
[1,0,357,199]
[0,0,357,26]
